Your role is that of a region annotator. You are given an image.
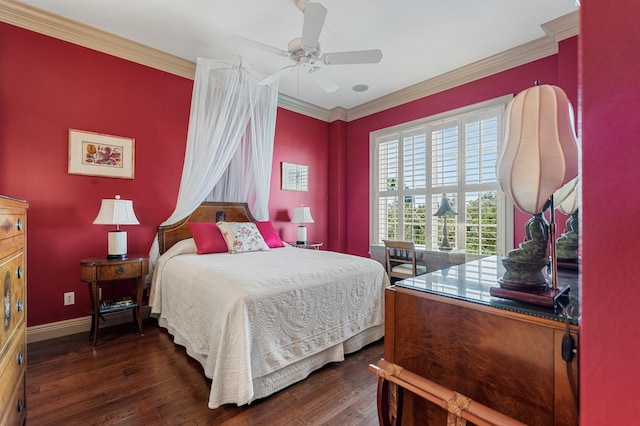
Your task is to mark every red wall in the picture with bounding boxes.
[270,108,329,245]
[0,23,330,326]
[3,9,634,423]
[580,0,640,422]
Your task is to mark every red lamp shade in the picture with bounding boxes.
[498,84,580,214]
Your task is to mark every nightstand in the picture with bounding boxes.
[287,241,323,250]
[80,255,149,345]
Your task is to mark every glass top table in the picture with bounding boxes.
[395,255,580,325]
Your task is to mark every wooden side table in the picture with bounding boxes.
[80,255,149,345]
[287,241,323,250]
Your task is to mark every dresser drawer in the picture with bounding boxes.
[0,370,25,426]
[1,254,25,356]
[97,261,142,280]
[0,325,26,424]
[0,213,25,242]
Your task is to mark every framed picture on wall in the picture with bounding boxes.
[281,162,308,191]
[68,129,135,179]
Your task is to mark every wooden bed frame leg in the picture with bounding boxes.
[377,378,403,426]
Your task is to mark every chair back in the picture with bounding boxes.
[382,240,426,281]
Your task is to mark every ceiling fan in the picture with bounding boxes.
[235,0,383,92]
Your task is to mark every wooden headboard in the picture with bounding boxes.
[157,201,257,254]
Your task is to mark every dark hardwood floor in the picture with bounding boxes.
[26,319,383,425]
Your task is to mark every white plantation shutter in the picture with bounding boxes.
[371,96,512,255]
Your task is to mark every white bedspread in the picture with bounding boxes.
[150,239,386,408]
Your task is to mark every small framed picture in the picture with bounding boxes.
[68,129,135,179]
[281,162,308,191]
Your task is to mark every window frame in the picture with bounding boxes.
[369,95,514,255]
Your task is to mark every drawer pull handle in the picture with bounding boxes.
[17,266,23,279]
[16,218,22,231]
[117,267,125,274]
[16,299,23,312]
[17,351,23,365]
[17,398,24,412]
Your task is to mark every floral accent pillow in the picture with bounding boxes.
[217,221,270,254]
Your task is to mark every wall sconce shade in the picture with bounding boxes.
[291,206,314,244]
[498,84,580,214]
[93,195,139,260]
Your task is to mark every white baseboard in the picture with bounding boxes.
[27,306,152,344]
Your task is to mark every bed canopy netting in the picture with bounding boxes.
[148,56,279,275]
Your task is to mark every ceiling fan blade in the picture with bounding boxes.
[309,67,339,92]
[259,65,298,86]
[321,49,383,65]
[301,2,327,50]
[231,34,290,57]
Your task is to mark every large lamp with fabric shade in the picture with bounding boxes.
[491,82,579,306]
[93,195,140,260]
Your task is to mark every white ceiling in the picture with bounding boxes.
[15,0,579,111]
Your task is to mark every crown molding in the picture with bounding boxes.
[328,107,348,123]
[1,1,579,122]
[277,94,330,121]
[348,11,579,121]
[541,10,579,42]
[348,36,558,121]
[0,0,195,79]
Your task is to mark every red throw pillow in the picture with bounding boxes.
[254,221,285,248]
[186,222,228,254]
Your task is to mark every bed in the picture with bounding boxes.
[149,202,387,409]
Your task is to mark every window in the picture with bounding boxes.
[370,96,513,255]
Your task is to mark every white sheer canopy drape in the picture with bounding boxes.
[147,57,278,277]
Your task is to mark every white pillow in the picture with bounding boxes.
[216,221,270,254]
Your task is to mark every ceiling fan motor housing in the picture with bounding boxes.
[288,38,320,63]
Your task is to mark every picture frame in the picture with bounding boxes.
[281,162,308,191]
[68,129,135,179]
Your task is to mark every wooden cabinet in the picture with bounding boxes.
[383,256,579,426]
[80,255,149,346]
[0,196,27,425]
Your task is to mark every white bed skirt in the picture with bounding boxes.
[159,318,384,408]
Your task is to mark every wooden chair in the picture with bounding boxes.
[382,240,427,282]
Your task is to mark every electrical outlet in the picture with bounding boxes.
[64,292,75,306]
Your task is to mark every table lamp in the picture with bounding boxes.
[93,195,139,260]
[433,193,457,251]
[554,177,580,264]
[493,82,579,306]
[291,205,314,244]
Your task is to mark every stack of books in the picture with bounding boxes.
[100,296,135,311]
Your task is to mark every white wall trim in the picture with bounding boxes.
[27,306,152,343]
[0,2,578,122]
[0,0,196,80]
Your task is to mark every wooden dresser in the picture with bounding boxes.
[383,256,579,426]
[0,196,28,425]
